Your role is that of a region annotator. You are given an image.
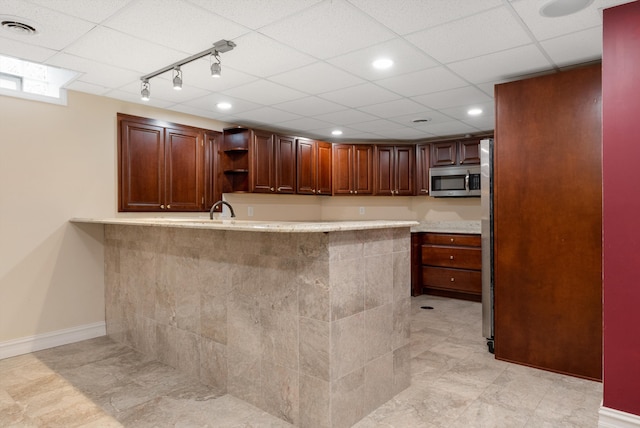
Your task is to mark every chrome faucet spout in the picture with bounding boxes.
[210,200,236,219]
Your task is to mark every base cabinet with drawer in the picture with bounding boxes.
[411,232,482,301]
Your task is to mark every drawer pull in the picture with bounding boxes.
[450,238,454,243]
[450,277,455,282]
[450,255,454,260]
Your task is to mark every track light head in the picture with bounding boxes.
[172,67,182,90]
[141,80,150,101]
[210,52,221,78]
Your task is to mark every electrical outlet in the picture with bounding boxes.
[359,207,365,215]
[248,206,254,217]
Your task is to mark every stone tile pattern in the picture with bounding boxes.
[104,225,412,428]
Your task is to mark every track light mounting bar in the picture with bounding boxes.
[140,39,236,82]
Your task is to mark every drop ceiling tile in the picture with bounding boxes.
[413,86,493,110]
[348,0,503,35]
[311,126,380,141]
[540,27,602,67]
[65,27,187,73]
[0,1,95,50]
[65,80,111,95]
[371,127,436,140]
[260,0,396,59]
[417,120,478,137]
[221,79,306,105]
[269,62,364,94]
[375,67,468,97]
[103,0,248,54]
[220,32,316,78]
[407,7,532,64]
[231,106,301,124]
[167,104,228,122]
[273,96,347,116]
[326,38,439,81]
[105,88,174,109]
[181,93,262,114]
[448,45,553,84]
[439,101,495,120]
[357,98,432,118]
[463,114,496,132]
[187,0,322,30]
[47,53,140,88]
[28,0,132,23]
[388,110,454,127]
[277,117,333,132]
[0,37,56,62]
[349,119,404,133]
[510,0,604,41]
[314,109,378,125]
[319,83,401,108]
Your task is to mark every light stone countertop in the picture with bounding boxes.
[70,217,418,233]
[411,220,481,234]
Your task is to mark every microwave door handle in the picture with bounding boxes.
[465,171,470,192]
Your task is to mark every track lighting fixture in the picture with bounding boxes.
[210,52,221,78]
[141,80,150,101]
[172,67,182,90]
[139,39,235,101]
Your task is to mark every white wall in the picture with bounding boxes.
[0,89,480,347]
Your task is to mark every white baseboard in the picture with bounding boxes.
[600,405,640,428]
[0,322,106,360]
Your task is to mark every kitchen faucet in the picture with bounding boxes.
[210,200,236,219]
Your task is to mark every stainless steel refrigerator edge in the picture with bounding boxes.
[480,138,495,354]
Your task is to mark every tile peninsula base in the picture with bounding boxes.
[104,224,411,428]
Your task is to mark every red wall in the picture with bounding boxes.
[602,1,640,416]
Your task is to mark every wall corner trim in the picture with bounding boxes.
[599,405,640,428]
[0,322,106,360]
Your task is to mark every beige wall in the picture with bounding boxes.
[0,89,479,345]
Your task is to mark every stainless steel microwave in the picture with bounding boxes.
[429,165,481,197]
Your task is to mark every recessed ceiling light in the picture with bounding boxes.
[216,102,231,110]
[331,130,343,136]
[372,58,393,70]
[468,108,483,116]
[539,0,594,17]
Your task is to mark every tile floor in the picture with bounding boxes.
[0,295,603,427]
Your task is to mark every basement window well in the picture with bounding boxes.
[0,54,79,105]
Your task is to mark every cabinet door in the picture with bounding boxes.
[375,145,394,196]
[252,131,274,193]
[165,127,203,211]
[395,145,415,196]
[353,145,374,195]
[416,144,430,195]
[297,138,316,195]
[460,140,480,164]
[316,141,332,195]
[119,120,165,211]
[204,130,222,211]
[332,144,354,195]
[431,142,457,166]
[275,135,296,193]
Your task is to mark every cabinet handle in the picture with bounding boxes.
[317,190,321,194]
[167,204,171,209]
[312,189,316,193]
[450,238,455,243]
[350,190,353,194]
[270,187,275,192]
[160,204,165,209]
[450,277,455,282]
[354,190,358,194]
[450,255,454,260]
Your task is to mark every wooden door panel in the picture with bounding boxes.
[375,146,394,195]
[332,144,353,195]
[297,139,316,194]
[165,128,203,211]
[275,135,296,193]
[317,141,332,195]
[395,146,415,195]
[252,131,274,193]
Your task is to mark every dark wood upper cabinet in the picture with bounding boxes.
[252,131,296,194]
[118,114,211,212]
[415,143,430,195]
[296,138,332,195]
[204,130,222,211]
[333,144,373,195]
[374,145,415,196]
[431,138,482,167]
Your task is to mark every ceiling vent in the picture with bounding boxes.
[1,18,37,35]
